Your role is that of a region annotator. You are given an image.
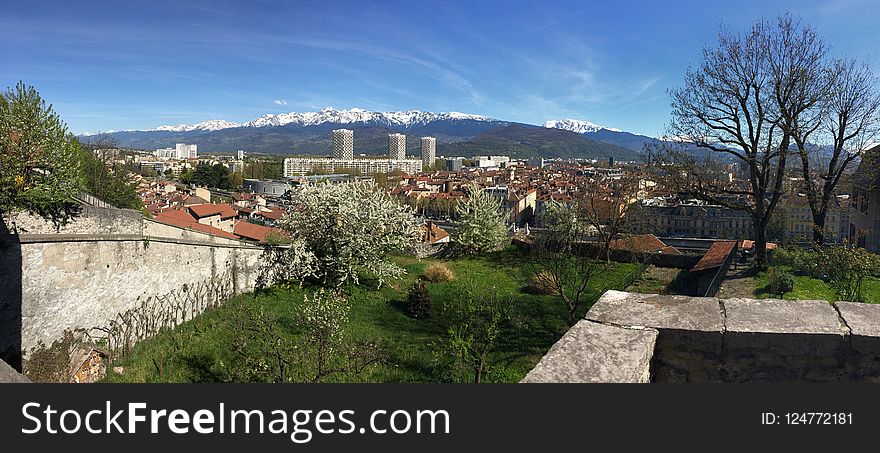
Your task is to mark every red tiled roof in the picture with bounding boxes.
[154,209,239,240]
[155,209,198,226]
[182,196,209,206]
[188,223,239,240]
[255,208,284,220]
[188,203,237,219]
[422,222,450,244]
[739,240,778,251]
[692,241,737,272]
[234,221,279,242]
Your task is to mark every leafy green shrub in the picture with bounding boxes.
[437,285,514,383]
[422,263,455,282]
[406,281,432,319]
[817,246,879,302]
[767,269,795,296]
[772,247,822,278]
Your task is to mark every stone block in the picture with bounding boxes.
[723,298,848,355]
[521,320,657,383]
[586,290,724,354]
[834,301,880,354]
[587,290,723,332]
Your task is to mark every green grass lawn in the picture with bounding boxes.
[103,248,638,383]
[755,271,880,304]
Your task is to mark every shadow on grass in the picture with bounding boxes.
[180,353,227,383]
[486,247,528,269]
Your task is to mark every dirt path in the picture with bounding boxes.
[715,264,759,299]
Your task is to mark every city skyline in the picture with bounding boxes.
[3,1,880,136]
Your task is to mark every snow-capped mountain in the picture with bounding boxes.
[148,107,496,132]
[81,108,660,159]
[543,119,622,134]
[152,119,242,132]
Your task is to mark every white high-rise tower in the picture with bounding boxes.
[332,129,354,160]
[420,136,436,169]
[388,133,406,160]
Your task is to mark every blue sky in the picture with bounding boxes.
[3,0,879,136]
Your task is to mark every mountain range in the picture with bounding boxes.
[79,107,661,160]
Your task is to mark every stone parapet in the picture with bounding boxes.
[521,320,657,383]
[524,290,880,383]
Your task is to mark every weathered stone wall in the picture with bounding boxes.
[6,206,144,236]
[521,321,657,383]
[17,237,261,355]
[0,208,265,371]
[524,290,880,383]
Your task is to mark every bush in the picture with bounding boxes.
[772,247,822,278]
[422,263,455,282]
[528,270,557,295]
[406,281,432,319]
[817,245,879,302]
[767,269,795,296]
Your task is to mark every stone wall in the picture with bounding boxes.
[523,290,880,383]
[6,206,144,236]
[0,207,266,372]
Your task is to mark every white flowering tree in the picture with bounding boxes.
[274,180,421,288]
[452,184,509,255]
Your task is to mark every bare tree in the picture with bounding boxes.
[580,176,644,263]
[792,58,880,244]
[523,201,603,326]
[662,14,828,269]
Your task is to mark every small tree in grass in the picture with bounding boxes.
[452,183,508,256]
[406,280,432,319]
[438,285,514,383]
[227,289,382,383]
[227,301,298,383]
[522,200,603,326]
[298,289,382,383]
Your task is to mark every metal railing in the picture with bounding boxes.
[604,254,654,293]
[702,244,738,297]
[75,193,115,209]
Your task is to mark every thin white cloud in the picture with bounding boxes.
[273,99,288,106]
[532,9,586,33]
[634,77,659,97]
[818,0,872,14]
[273,36,484,105]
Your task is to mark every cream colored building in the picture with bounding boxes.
[283,157,422,177]
[332,129,354,160]
[388,133,406,160]
[421,137,436,168]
